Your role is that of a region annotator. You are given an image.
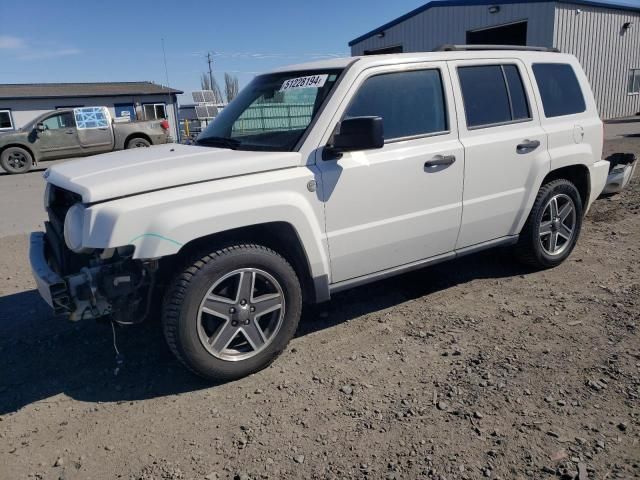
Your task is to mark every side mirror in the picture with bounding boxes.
[327,116,384,157]
[36,122,45,133]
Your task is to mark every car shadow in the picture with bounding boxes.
[0,247,529,414]
[0,164,48,177]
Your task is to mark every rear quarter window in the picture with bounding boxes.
[532,63,586,118]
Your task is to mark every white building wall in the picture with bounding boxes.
[350,2,556,54]
[554,3,640,119]
[1,94,179,140]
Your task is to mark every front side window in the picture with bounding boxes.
[344,69,448,140]
[0,110,13,130]
[42,112,75,130]
[458,64,531,128]
[532,63,586,117]
[629,69,640,94]
[198,70,342,151]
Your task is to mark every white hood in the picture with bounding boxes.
[45,144,302,203]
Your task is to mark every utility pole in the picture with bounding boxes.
[207,52,214,91]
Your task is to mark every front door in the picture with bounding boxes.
[318,63,464,284]
[38,111,82,160]
[448,59,550,248]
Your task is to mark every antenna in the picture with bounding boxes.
[161,37,170,86]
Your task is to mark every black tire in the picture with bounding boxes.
[516,178,583,268]
[162,244,302,381]
[126,137,151,149]
[0,146,33,174]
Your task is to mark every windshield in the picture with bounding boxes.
[197,69,342,152]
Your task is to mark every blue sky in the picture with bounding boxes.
[0,0,637,104]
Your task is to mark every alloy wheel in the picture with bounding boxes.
[8,151,27,170]
[197,268,285,361]
[539,193,576,256]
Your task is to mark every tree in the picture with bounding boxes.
[224,73,239,103]
[200,72,224,104]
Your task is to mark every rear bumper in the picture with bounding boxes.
[603,155,637,195]
[29,232,72,315]
[587,160,609,213]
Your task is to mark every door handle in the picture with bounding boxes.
[424,154,456,168]
[516,139,540,154]
[65,130,74,134]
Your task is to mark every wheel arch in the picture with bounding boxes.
[541,164,590,210]
[124,133,152,148]
[0,143,38,163]
[164,221,320,304]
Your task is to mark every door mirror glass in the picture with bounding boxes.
[36,122,45,132]
[330,116,384,154]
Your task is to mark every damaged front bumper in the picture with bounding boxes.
[29,231,155,323]
[30,232,72,316]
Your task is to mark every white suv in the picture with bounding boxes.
[31,46,610,380]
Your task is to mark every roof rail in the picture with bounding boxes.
[434,44,560,53]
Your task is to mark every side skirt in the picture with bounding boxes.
[328,235,518,295]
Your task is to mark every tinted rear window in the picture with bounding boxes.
[458,64,531,128]
[458,65,512,127]
[344,69,447,140]
[532,63,586,117]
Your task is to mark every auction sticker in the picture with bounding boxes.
[280,74,328,92]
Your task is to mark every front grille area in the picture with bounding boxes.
[45,185,90,276]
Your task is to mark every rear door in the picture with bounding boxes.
[448,59,550,248]
[38,111,83,160]
[75,107,115,153]
[318,62,465,283]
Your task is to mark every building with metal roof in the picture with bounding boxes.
[0,81,183,140]
[349,0,640,119]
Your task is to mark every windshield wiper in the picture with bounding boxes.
[196,136,241,150]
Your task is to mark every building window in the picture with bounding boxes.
[0,109,14,130]
[144,103,167,120]
[457,64,531,128]
[629,69,640,95]
[532,63,586,117]
[344,69,448,141]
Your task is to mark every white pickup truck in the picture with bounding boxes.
[31,46,610,381]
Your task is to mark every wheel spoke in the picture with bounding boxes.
[558,224,573,241]
[241,320,266,350]
[235,271,255,303]
[549,232,559,252]
[210,322,238,352]
[202,294,234,319]
[252,293,282,318]
[558,202,573,222]
[549,197,559,218]
[539,221,553,236]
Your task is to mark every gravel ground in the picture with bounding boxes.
[0,134,638,480]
